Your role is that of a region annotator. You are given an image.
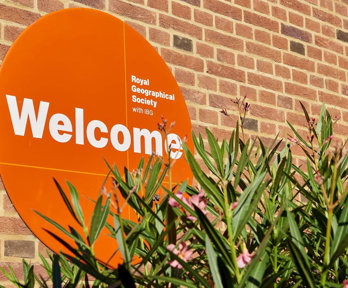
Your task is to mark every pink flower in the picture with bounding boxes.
[343,279,348,288]
[231,201,238,210]
[288,136,297,143]
[167,242,193,269]
[168,190,208,221]
[237,249,255,268]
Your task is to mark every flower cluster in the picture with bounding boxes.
[167,242,194,269]
[168,190,208,221]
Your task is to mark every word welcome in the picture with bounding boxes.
[6,95,183,159]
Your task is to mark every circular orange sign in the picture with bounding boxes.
[0,8,192,266]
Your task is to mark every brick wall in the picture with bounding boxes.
[0,0,348,283]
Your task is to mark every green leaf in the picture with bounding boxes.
[183,143,224,209]
[192,132,219,177]
[287,121,311,149]
[206,128,224,177]
[206,235,224,288]
[89,194,111,245]
[67,181,85,227]
[114,214,130,264]
[331,198,348,261]
[233,171,266,239]
[288,242,315,288]
[148,276,197,288]
[52,255,62,288]
[246,253,269,288]
[194,206,233,268]
[233,139,249,190]
[53,178,80,226]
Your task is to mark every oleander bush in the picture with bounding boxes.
[1,102,347,287]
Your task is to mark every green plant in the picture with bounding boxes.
[1,103,347,287]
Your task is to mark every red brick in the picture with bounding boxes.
[261,122,276,134]
[250,104,285,121]
[292,69,308,84]
[73,0,104,9]
[205,29,243,51]
[198,74,217,91]
[235,23,253,39]
[211,127,235,141]
[219,80,238,95]
[126,21,146,38]
[272,35,288,50]
[11,0,34,7]
[246,42,281,62]
[342,84,348,96]
[336,124,348,136]
[194,9,213,26]
[307,46,322,60]
[161,49,204,71]
[255,29,271,44]
[339,56,348,70]
[310,75,324,88]
[322,25,335,38]
[149,28,170,46]
[335,2,348,17]
[221,114,239,128]
[323,51,337,65]
[0,4,40,26]
[257,59,273,74]
[172,2,191,20]
[199,109,219,125]
[248,73,283,92]
[4,25,24,42]
[240,85,257,101]
[283,53,315,72]
[110,0,156,24]
[3,194,16,215]
[272,6,287,21]
[285,82,317,100]
[344,111,348,122]
[325,79,339,93]
[317,63,346,81]
[289,12,304,27]
[0,44,10,61]
[321,0,334,10]
[280,0,311,15]
[318,91,348,107]
[4,240,35,258]
[148,0,168,11]
[217,49,235,65]
[215,16,234,33]
[203,0,242,20]
[259,90,276,105]
[235,0,251,8]
[244,11,279,32]
[196,42,214,58]
[181,0,200,7]
[287,111,308,127]
[253,0,270,15]
[175,68,195,85]
[305,18,321,33]
[281,24,312,42]
[207,61,245,82]
[127,0,145,4]
[313,7,341,27]
[187,106,197,120]
[278,95,293,109]
[209,94,235,110]
[305,0,318,5]
[181,87,206,104]
[0,218,32,235]
[159,14,202,39]
[275,64,291,79]
[237,54,254,69]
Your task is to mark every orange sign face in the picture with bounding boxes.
[0,8,192,266]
